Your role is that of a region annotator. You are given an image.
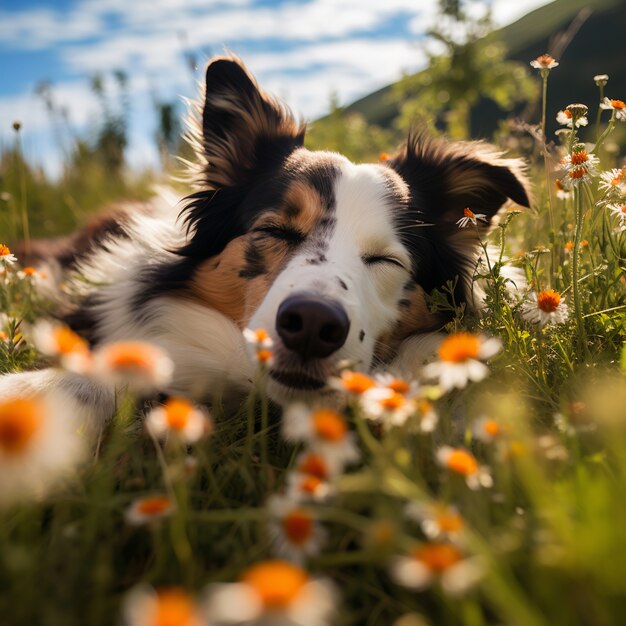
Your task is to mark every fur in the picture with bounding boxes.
[0,55,530,417]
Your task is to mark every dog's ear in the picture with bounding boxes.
[197,56,305,189]
[387,130,530,226]
[385,131,531,307]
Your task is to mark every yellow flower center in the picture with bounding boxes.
[254,328,270,342]
[570,150,588,165]
[340,371,376,394]
[281,509,314,545]
[438,332,480,363]
[162,398,194,430]
[610,99,625,109]
[483,419,501,437]
[418,399,433,415]
[564,241,574,252]
[536,54,555,66]
[312,409,347,442]
[0,244,11,257]
[299,475,323,495]
[445,449,478,475]
[242,561,309,608]
[53,326,89,355]
[412,543,463,572]
[564,109,572,119]
[22,267,37,276]
[379,392,407,411]
[621,205,626,214]
[0,398,42,455]
[107,343,155,371]
[569,167,588,180]
[435,508,464,533]
[137,496,172,516]
[0,331,7,342]
[463,207,475,218]
[153,588,200,626]
[386,378,410,394]
[298,453,329,480]
[379,152,390,162]
[537,289,561,313]
[256,348,273,363]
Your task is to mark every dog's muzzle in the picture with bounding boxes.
[275,294,350,360]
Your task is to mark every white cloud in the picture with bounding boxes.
[0,0,552,177]
[0,7,103,50]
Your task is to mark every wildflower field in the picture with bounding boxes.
[1,55,626,626]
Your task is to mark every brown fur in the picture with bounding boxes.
[189,178,328,326]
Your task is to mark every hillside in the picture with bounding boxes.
[339,0,626,137]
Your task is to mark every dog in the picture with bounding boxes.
[1,55,530,422]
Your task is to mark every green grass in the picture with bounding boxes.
[1,62,626,626]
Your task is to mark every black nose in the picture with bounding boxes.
[276,295,350,360]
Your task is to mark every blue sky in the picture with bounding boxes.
[0,0,552,176]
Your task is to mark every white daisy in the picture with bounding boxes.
[597,168,625,196]
[556,109,588,128]
[92,341,174,394]
[0,244,17,265]
[521,290,569,327]
[600,97,626,121]
[562,144,599,186]
[243,327,274,366]
[455,208,488,229]
[360,387,417,428]
[422,332,501,391]
[554,179,573,200]
[390,543,484,596]
[146,397,212,444]
[405,502,465,540]
[125,495,175,525]
[204,560,338,626]
[530,54,559,70]
[472,416,507,443]
[0,394,87,505]
[123,586,205,626]
[282,405,360,468]
[31,320,92,374]
[436,446,493,490]
[266,495,326,564]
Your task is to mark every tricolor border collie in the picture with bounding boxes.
[2,56,530,420]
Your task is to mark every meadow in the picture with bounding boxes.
[1,50,626,626]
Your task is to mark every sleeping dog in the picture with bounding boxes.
[1,56,529,421]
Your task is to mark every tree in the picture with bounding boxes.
[394,0,537,139]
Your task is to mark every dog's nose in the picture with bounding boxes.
[276,295,350,360]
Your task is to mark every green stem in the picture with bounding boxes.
[540,74,557,285]
[594,111,615,153]
[14,129,30,256]
[595,84,604,138]
[572,186,588,358]
[259,368,269,471]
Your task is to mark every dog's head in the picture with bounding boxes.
[173,56,530,404]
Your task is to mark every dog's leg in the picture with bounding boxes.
[0,369,116,437]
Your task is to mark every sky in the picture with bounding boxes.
[0,0,552,176]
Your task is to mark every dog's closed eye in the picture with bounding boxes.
[362,254,408,272]
[252,223,305,245]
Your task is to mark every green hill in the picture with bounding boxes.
[339,0,626,137]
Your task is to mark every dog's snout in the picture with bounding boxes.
[276,295,350,360]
